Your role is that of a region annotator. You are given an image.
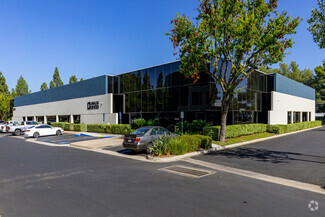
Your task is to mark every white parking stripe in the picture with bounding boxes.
[183,158,325,195]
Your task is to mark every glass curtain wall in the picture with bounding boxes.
[117,61,273,126]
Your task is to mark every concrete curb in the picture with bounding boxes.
[146,126,323,163]
[146,147,224,163]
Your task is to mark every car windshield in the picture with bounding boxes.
[131,128,150,136]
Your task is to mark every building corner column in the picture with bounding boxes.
[56,115,59,122]
[70,115,74,123]
[44,116,47,124]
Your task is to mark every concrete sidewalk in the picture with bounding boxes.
[64,131,124,138]
[70,136,123,150]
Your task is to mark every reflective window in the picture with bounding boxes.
[156,89,164,111]
[180,86,189,107]
[149,68,156,89]
[150,128,160,135]
[135,71,142,91]
[129,72,137,92]
[288,111,292,124]
[192,92,202,105]
[302,112,307,122]
[108,77,113,93]
[164,64,172,87]
[156,66,164,88]
[148,91,156,112]
[142,91,148,112]
[142,70,150,90]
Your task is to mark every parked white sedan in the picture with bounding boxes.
[25,124,64,138]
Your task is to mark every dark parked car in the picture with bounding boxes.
[123,126,176,154]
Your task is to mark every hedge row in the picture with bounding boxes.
[203,124,267,140]
[267,121,322,134]
[203,121,322,140]
[152,134,213,156]
[50,122,131,134]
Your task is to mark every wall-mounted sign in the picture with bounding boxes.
[87,101,99,110]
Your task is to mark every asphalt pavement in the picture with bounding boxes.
[194,127,325,186]
[0,134,324,217]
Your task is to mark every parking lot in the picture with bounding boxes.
[194,127,325,186]
[0,132,105,145]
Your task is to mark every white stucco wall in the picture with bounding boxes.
[12,94,118,124]
[268,91,315,125]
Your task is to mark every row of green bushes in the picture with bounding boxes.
[203,124,268,140]
[267,121,322,134]
[203,121,322,140]
[50,122,132,134]
[176,120,210,134]
[151,135,212,156]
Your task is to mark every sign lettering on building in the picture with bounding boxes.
[87,101,99,110]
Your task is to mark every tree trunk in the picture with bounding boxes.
[219,102,229,142]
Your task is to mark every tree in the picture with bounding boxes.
[51,67,64,87]
[0,72,10,120]
[40,82,48,91]
[13,75,31,97]
[49,81,55,88]
[0,93,10,120]
[69,75,78,84]
[0,72,9,95]
[167,0,301,141]
[80,78,84,81]
[260,61,313,85]
[311,62,325,103]
[308,0,325,49]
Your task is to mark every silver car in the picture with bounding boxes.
[123,126,175,154]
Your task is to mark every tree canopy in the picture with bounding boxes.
[308,0,325,49]
[40,82,48,91]
[0,72,10,121]
[0,72,9,95]
[260,61,313,85]
[69,75,78,84]
[50,67,64,88]
[12,75,31,97]
[311,62,325,103]
[167,0,301,141]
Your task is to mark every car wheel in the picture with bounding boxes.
[56,130,61,136]
[146,144,153,154]
[14,129,21,136]
[33,132,40,138]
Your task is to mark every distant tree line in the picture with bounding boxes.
[0,67,84,121]
[40,67,83,91]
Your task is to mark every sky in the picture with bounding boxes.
[0,0,324,93]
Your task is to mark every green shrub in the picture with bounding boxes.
[192,135,213,149]
[73,124,86,132]
[151,134,213,156]
[152,134,170,156]
[190,120,210,133]
[134,119,146,128]
[203,124,268,140]
[51,122,67,129]
[267,121,322,134]
[107,124,132,134]
[63,123,74,131]
[146,119,160,126]
[176,121,190,132]
[167,135,201,155]
[87,124,107,133]
[167,138,186,155]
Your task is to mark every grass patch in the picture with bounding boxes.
[213,132,275,146]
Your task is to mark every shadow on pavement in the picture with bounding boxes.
[207,148,325,165]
